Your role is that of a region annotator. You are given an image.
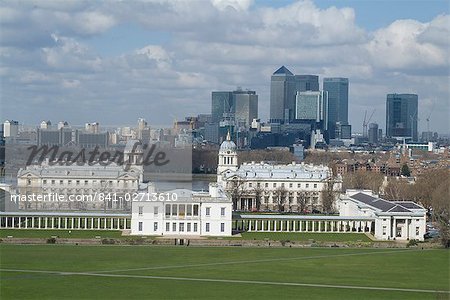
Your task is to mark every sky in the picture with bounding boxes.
[1,0,449,134]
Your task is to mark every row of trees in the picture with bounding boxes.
[225,177,339,214]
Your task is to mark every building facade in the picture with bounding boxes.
[217,134,341,212]
[131,186,232,237]
[338,190,426,241]
[15,140,145,211]
[386,93,419,141]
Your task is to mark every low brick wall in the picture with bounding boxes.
[0,237,442,248]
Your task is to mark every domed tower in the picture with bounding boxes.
[217,131,238,186]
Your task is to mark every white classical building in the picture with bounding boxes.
[130,184,232,237]
[14,140,146,211]
[338,190,426,241]
[217,132,341,212]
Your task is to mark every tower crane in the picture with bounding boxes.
[363,109,375,137]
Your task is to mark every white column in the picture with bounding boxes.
[274,220,277,231]
[299,221,302,232]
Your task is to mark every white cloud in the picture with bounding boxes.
[0,0,448,132]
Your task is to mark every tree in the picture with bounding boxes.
[225,177,245,211]
[401,163,411,177]
[252,185,264,211]
[273,186,288,212]
[322,177,339,214]
[296,191,310,213]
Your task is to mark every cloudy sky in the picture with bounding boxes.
[1,0,449,133]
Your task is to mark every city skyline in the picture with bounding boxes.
[1,0,449,133]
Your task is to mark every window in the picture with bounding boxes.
[289,183,293,188]
[205,223,210,232]
[172,204,178,216]
[221,207,226,216]
[265,183,268,188]
[248,182,252,188]
[166,222,170,232]
[154,206,158,216]
[165,204,171,217]
[138,222,143,232]
[306,183,309,188]
[187,204,192,216]
[206,207,211,216]
[76,180,80,185]
[179,204,186,217]
[273,183,276,188]
[382,226,387,235]
[281,183,285,187]
[313,184,317,188]
[179,223,184,232]
[138,206,143,216]
[297,183,301,188]
[68,180,72,185]
[51,180,55,185]
[187,223,191,232]
[43,180,47,184]
[193,205,199,216]
[416,227,420,236]
[221,223,225,232]
[60,180,63,185]
[193,223,198,232]
[172,223,177,232]
[154,222,158,231]
[84,180,88,185]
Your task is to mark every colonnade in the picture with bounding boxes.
[233,218,374,233]
[0,215,131,230]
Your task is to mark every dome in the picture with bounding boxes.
[220,131,236,151]
[220,140,236,151]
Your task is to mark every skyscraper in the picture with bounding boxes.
[386,93,418,141]
[295,90,328,132]
[368,123,379,144]
[323,78,349,138]
[270,66,320,123]
[211,89,258,126]
[234,89,258,127]
[270,66,296,123]
[211,91,234,123]
[295,75,319,92]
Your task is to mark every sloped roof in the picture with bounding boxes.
[349,192,425,214]
[273,66,293,76]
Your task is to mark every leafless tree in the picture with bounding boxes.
[296,191,310,213]
[225,176,245,211]
[252,185,265,211]
[274,186,288,212]
[322,177,339,214]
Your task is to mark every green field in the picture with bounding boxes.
[0,245,448,299]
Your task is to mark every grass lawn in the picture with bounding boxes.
[0,229,124,239]
[239,232,372,242]
[0,244,448,299]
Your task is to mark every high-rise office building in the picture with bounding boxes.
[234,89,258,127]
[323,78,349,139]
[211,89,258,127]
[295,90,328,132]
[386,94,418,141]
[270,66,296,123]
[211,92,234,123]
[295,75,319,92]
[270,66,320,123]
[368,123,379,144]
